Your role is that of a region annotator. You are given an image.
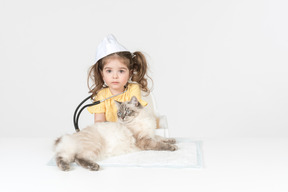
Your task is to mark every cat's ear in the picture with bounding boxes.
[130,96,141,107]
[114,100,122,108]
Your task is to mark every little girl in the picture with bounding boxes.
[87,34,151,123]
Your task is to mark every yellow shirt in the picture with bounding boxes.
[87,83,148,122]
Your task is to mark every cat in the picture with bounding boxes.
[54,96,177,171]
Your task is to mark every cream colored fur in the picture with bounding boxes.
[54,96,177,171]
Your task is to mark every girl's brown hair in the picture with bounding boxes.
[87,51,152,99]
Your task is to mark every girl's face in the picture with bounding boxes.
[101,57,130,94]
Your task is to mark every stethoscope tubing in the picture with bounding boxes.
[73,89,127,132]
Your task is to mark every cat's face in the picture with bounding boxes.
[114,96,143,123]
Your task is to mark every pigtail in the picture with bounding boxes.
[87,60,105,99]
[131,51,152,94]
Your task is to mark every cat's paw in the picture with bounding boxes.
[59,163,70,171]
[75,158,100,171]
[88,163,100,171]
[168,144,178,151]
[56,157,70,171]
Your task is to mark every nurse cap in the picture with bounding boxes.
[94,34,131,63]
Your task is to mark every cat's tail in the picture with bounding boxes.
[54,135,77,171]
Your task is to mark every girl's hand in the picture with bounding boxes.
[94,113,106,123]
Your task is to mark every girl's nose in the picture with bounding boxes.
[112,72,118,79]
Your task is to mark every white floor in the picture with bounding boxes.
[0,137,287,192]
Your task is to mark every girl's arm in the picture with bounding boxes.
[94,113,106,123]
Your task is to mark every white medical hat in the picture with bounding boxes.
[94,34,131,63]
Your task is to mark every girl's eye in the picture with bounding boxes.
[106,70,112,73]
[119,70,125,73]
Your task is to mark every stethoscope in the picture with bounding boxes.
[73,88,128,132]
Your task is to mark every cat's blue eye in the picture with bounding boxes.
[127,109,134,116]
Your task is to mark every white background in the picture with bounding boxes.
[1,0,288,138]
[1,1,288,192]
